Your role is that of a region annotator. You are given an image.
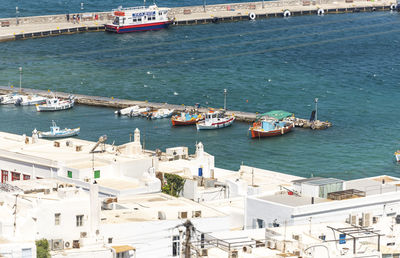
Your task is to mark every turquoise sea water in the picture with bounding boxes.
[1,11,400,180]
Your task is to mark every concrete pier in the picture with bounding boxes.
[0,86,332,129]
[0,0,395,42]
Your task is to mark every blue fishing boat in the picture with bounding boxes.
[36,121,80,138]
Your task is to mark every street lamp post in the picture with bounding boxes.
[203,0,206,12]
[19,67,22,93]
[16,6,19,25]
[314,98,318,121]
[223,89,227,110]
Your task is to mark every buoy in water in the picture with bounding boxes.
[283,10,291,17]
[249,13,256,20]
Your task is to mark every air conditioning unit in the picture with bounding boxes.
[51,239,64,250]
[72,240,80,249]
[201,248,208,256]
[362,213,371,227]
[293,250,301,256]
[178,211,188,219]
[292,234,301,240]
[80,232,87,238]
[350,214,357,225]
[84,177,90,183]
[158,211,166,220]
[192,210,202,218]
[242,246,252,254]
[230,250,238,258]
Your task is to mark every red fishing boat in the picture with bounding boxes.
[171,112,204,126]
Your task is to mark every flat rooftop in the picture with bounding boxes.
[259,193,330,207]
[100,193,226,224]
[345,175,400,196]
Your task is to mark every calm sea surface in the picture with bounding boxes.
[1,10,400,180]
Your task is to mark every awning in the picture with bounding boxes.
[111,245,136,253]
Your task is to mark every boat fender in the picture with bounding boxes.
[283,10,291,17]
[281,127,284,134]
[317,8,324,15]
[390,3,396,10]
[372,7,376,11]
[249,13,256,20]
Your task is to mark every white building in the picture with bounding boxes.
[246,175,400,230]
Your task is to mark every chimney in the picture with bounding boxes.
[311,197,314,204]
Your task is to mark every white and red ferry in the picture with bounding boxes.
[105,4,172,33]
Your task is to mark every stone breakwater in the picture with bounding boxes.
[0,86,332,129]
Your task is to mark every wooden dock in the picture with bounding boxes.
[0,0,395,42]
[0,86,332,129]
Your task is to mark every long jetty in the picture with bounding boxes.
[0,86,332,129]
[0,0,395,42]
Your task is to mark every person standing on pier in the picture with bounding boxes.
[66,12,70,22]
[77,14,80,23]
[72,14,76,24]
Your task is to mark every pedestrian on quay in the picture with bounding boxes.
[77,14,80,23]
[72,14,76,24]
[66,12,70,22]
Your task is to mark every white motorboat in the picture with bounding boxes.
[36,95,74,112]
[14,95,47,106]
[150,108,174,119]
[36,121,80,138]
[0,93,23,105]
[196,110,235,130]
[115,105,150,117]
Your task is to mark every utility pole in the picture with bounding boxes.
[314,98,318,121]
[183,220,193,258]
[19,67,22,93]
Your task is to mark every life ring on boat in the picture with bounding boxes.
[249,13,256,20]
[317,8,324,15]
[283,10,291,17]
[65,241,70,248]
[390,3,396,10]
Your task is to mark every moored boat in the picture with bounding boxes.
[172,112,204,126]
[395,150,400,162]
[249,110,294,138]
[0,93,23,105]
[36,95,74,112]
[196,110,235,130]
[36,121,80,138]
[115,105,150,117]
[105,4,172,33]
[150,108,174,119]
[14,95,47,106]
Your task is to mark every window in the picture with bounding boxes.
[68,171,72,178]
[11,172,20,181]
[55,213,61,225]
[76,215,84,227]
[1,170,8,183]
[172,235,180,257]
[94,170,100,179]
[23,174,30,180]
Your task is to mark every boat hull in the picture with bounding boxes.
[250,123,294,138]
[36,102,74,112]
[172,117,202,126]
[105,21,171,33]
[38,128,80,138]
[196,117,235,130]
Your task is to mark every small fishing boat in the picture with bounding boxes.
[36,95,74,112]
[105,4,172,33]
[36,121,80,138]
[115,105,150,117]
[196,110,235,130]
[0,93,23,105]
[395,150,400,162]
[172,112,204,126]
[14,95,47,106]
[149,108,174,119]
[249,110,294,138]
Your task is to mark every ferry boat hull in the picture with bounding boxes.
[105,21,171,33]
[250,122,294,138]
